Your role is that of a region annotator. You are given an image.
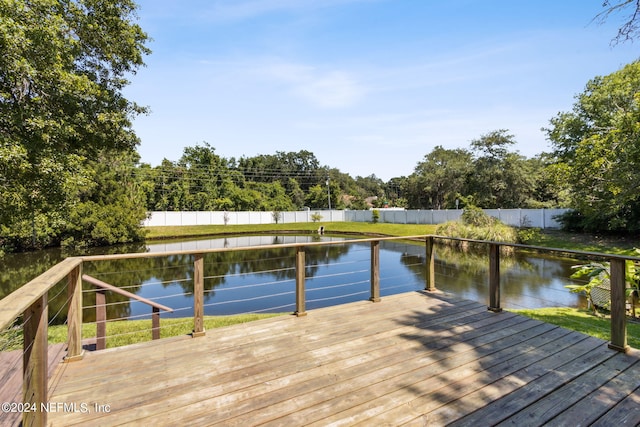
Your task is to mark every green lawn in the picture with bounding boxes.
[510,307,639,349]
[145,222,439,240]
[146,222,638,255]
[0,313,285,351]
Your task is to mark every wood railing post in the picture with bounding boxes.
[96,290,107,350]
[370,241,381,302]
[295,246,307,316]
[66,263,84,361]
[152,306,160,340]
[425,236,436,292]
[488,244,502,312]
[193,254,205,337]
[23,294,48,427]
[609,258,629,352]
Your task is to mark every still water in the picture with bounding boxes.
[0,235,586,322]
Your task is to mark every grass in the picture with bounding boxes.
[145,222,439,240]
[146,222,639,255]
[1,313,285,351]
[510,307,640,349]
[527,229,639,256]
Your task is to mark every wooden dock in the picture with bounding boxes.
[31,292,640,425]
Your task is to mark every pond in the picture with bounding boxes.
[0,234,587,323]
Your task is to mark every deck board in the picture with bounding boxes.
[24,291,640,426]
[0,342,66,427]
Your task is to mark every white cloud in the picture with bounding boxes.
[262,61,367,108]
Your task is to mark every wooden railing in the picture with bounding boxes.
[0,234,638,426]
[82,275,173,350]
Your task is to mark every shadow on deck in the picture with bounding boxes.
[10,291,640,426]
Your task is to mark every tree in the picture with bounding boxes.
[596,0,640,45]
[466,130,536,208]
[407,146,472,209]
[545,61,640,231]
[63,149,148,247]
[0,0,149,250]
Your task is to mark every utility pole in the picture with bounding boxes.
[326,177,331,210]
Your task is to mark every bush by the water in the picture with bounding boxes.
[435,205,518,243]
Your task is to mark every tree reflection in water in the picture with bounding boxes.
[1,235,587,324]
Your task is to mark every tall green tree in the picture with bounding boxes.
[0,0,149,250]
[406,146,472,209]
[545,61,640,231]
[466,130,535,208]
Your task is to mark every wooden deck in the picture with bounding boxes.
[37,291,640,425]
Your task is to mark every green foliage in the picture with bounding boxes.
[0,0,150,251]
[461,205,494,227]
[406,146,472,209]
[568,252,640,315]
[311,212,323,222]
[516,227,541,244]
[401,133,562,210]
[466,130,538,208]
[568,262,611,315]
[546,61,640,232]
[372,209,380,224]
[436,206,518,243]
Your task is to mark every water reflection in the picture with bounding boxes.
[1,235,587,323]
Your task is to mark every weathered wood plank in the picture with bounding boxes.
[66,265,83,360]
[381,329,590,426]
[45,292,637,427]
[49,296,498,424]
[0,343,66,427]
[410,330,589,425]
[494,348,629,426]
[22,294,48,427]
[589,384,640,427]
[178,315,540,426]
[449,337,616,426]
[543,349,640,426]
[51,293,455,387]
[51,297,492,415]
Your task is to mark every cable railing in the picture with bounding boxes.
[0,234,639,426]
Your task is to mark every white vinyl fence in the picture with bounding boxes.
[144,208,570,229]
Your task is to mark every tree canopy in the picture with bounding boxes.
[545,60,640,232]
[0,0,150,250]
[4,0,640,252]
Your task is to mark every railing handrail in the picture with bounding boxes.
[430,235,640,262]
[82,274,173,313]
[1,233,636,426]
[0,257,82,331]
[2,234,640,330]
[77,234,433,262]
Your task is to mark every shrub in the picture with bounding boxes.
[435,206,518,244]
[372,209,380,224]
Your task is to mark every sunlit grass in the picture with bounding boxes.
[510,307,639,349]
[1,313,285,351]
[526,230,639,256]
[146,222,438,240]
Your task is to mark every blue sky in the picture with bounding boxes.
[125,0,639,180]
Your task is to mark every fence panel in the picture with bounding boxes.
[144,209,569,228]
